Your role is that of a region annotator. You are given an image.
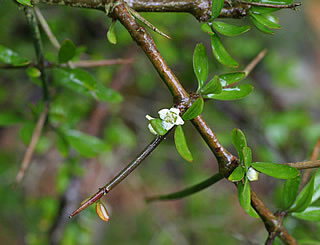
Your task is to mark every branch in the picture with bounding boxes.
[284,160,320,170]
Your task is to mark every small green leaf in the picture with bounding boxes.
[200,23,214,35]
[58,39,76,64]
[150,119,168,136]
[212,21,251,36]
[15,0,33,7]
[250,6,279,15]
[243,146,252,170]
[292,207,320,221]
[203,84,253,101]
[228,166,245,182]
[250,13,281,30]
[219,72,246,86]
[232,128,247,163]
[250,16,274,35]
[26,67,41,78]
[56,134,69,157]
[94,82,123,103]
[200,75,222,95]
[182,97,204,121]
[282,175,301,210]
[0,112,23,126]
[251,162,299,179]
[238,179,251,213]
[311,170,320,204]
[211,0,224,19]
[210,35,239,67]
[107,21,117,45]
[64,129,109,157]
[174,125,193,162]
[0,44,30,66]
[193,43,208,91]
[289,173,316,213]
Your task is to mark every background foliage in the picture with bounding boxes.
[1,0,320,244]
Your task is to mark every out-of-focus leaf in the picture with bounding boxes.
[243,146,252,170]
[200,23,214,35]
[182,97,204,120]
[20,121,35,145]
[250,16,274,35]
[0,44,30,66]
[26,67,41,78]
[251,162,299,179]
[228,166,245,182]
[219,72,246,86]
[282,175,301,210]
[150,119,167,136]
[64,129,108,157]
[289,173,315,213]
[56,134,69,157]
[94,82,123,103]
[107,21,117,45]
[232,128,247,162]
[292,207,320,221]
[58,39,76,64]
[15,0,32,7]
[212,21,251,36]
[211,35,239,67]
[211,0,224,19]
[250,13,281,30]
[204,84,253,101]
[174,125,193,162]
[0,112,23,126]
[193,43,208,91]
[200,75,222,95]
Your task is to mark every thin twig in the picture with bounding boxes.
[284,160,320,170]
[15,104,49,186]
[301,137,320,186]
[238,1,301,9]
[71,58,135,67]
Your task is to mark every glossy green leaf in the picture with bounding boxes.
[64,129,108,157]
[54,68,96,92]
[182,97,204,120]
[150,119,168,136]
[238,179,251,213]
[232,128,247,163]
[107,21,117,45]
[250,16,274,35]
[94,82,123,103]
[292,207,320,221]
[251,162,299,179]
[193,43,208,91]
[228,166,245,182]
[282,175,301,210]
[251,13,281,30]
[147,173,223,201]
[211,0,224,19]
[211,35,239,67]
[200,23,214,35]
[212,21,251,36]
[311,170,320,203]
[174,125,193,162]
[203,84,253,101]
[58,39,76,64]
[26,67,41,78]
[15,0,32,7]
[250,6,279,15]
[243,146,252,170]
[219,72,246,86]
[0,44,30,66]
[290,173,315,213]
[0,112,23,126]
[200,76,222,95]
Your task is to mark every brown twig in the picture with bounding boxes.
[284,160,320,170]
[238,1,301,9]
[15,104,49,186]
[71,58,135,67]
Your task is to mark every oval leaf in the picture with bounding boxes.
[107,21,117,45]
[282,175,301,210]
[58,39,76,64]
[0,44,30,66]
[200,23,215,35]
[26,67,41,78]
[200,75,222,95]
[15,0,33,7]
[0,112,23,126]
[193,43,208,91]
[211,35,239,67]
[228,166,245,182]
[232,128,247,163]
[211,0,224,19]
[96,201,110,222]
[219,72,246,86]
[289,172,316,213]
[204,84,253,101]
[174,125,193,162]
[212,21,251,36]
[251,162,299,179]
[243,146,252,170]
[292,207,320,221]
[94,82,123,103]
[250,13,281,30]
[150,119,168,136]
[238,179,251,213]
[311,169,320,204]
[250,16,274,35]
[182,97,204,121]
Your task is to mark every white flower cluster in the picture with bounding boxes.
[146,107,184,135]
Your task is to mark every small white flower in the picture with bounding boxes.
[158,107,184,130]
[247,167,259,181]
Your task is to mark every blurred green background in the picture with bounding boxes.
[1,0,320,244]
